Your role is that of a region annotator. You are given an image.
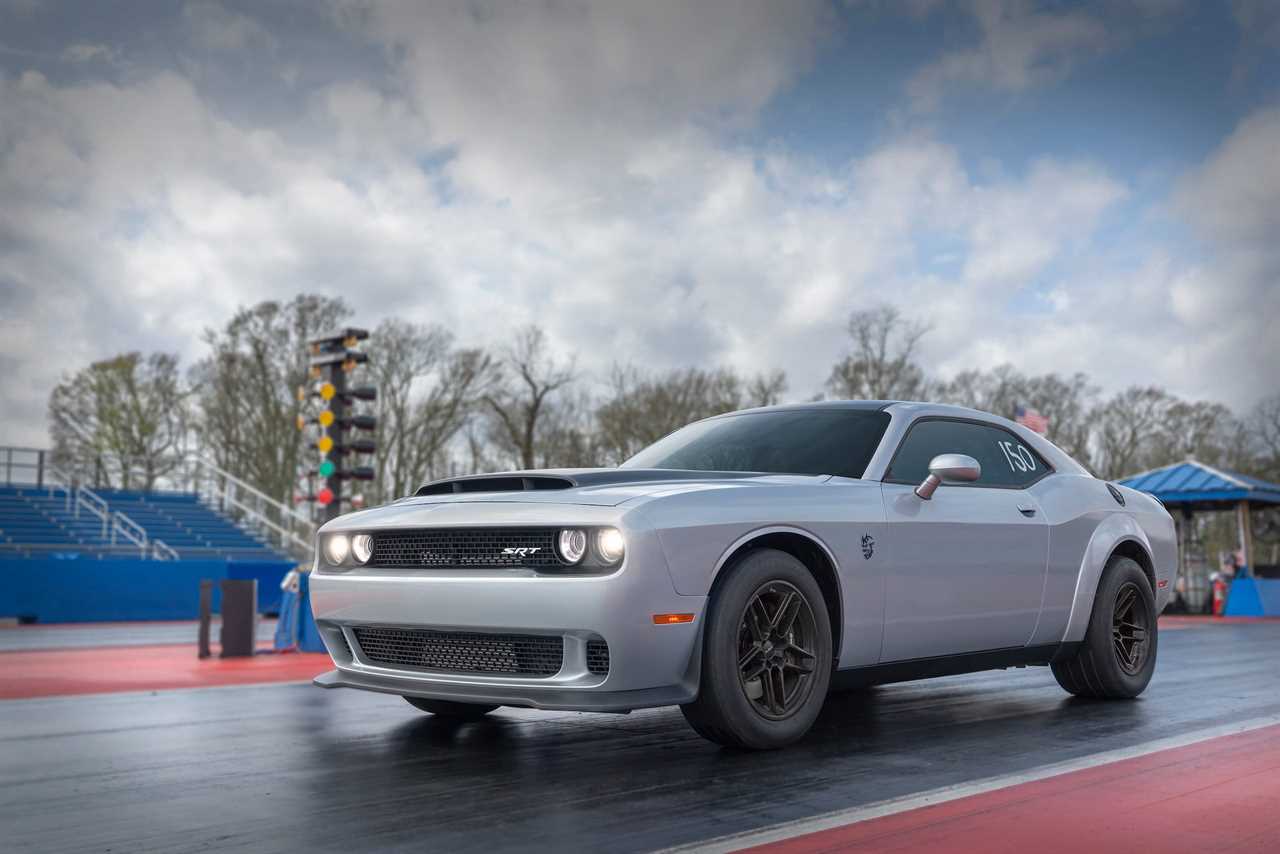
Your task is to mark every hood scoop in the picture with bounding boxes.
[414,468,765,497]
[416,475,575,496]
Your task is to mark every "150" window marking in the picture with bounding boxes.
[998,440,1037,473]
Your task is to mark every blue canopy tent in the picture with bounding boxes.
[1120,460,1280,615]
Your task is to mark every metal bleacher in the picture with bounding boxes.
[0,484,289,562]
[97,490,291,561]
[0,447,314,565]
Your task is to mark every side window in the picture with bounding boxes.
[886,419,1051,488]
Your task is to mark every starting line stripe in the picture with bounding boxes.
[665,713,1280,853]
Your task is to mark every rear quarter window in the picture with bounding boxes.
[886,418,1052,488]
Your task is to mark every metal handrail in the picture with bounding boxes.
[180,454,313,527]
[111,511,148,556]
[75,487,110,538]
[174,454,316,560]
[151,540,179,561]
[45,468,72,511]
[216,487,313,555]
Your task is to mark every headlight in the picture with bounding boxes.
[557,528,587,564]
[323,533,350,565]
[596,527,625,564]
[351,534,373,564]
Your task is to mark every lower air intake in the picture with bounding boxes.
[586,639,610,675]
[352,626,564,677]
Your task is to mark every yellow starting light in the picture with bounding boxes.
[317,435,334,454]
[319,382,336,400]
[341,358,357,373]
[652,613,695,625]
[295,414,305,432]
[318,409,335,427]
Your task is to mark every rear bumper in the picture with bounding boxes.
[308,528,705,711]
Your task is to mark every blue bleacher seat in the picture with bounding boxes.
[0,484,290,562]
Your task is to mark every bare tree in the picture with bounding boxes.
[482,326,577,470]
[48,352,190,490]
[936,366,1098,466]
[747,369,789,407]
[1089,387,1176,480]
[826,304,930,401]
[595,365,749,464]
[1247,394,1280,481]
[365,319,498,500]
[191,295,351,506]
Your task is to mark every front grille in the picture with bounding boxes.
[368,528,566,569]
[586,639,610,675]
[352,626,564,676]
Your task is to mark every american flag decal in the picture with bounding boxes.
[1015,405,1049,434]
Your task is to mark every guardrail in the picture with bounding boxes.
[0,446,49,487]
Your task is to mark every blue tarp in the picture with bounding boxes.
[0,556,293,622]
[273,570,326,652]
[1224,577,1280,617]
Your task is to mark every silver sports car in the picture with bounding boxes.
[311,401,1175,749]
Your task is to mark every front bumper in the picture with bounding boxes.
[309,528,706,712]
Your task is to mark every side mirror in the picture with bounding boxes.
[915,453,981,500]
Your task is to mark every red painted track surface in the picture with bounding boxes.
[0,644,331,699]
[745,723,1280,854]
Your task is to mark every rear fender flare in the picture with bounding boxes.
[1061,514,1153,643]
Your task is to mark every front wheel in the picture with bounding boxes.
[1052,556,1157,699]
[403,697,499,720]
[681,549,832,750]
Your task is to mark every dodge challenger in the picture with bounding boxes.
[310,401,1175,749]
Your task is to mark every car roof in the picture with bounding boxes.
[725,399,994,419]
[712,399,1092,477]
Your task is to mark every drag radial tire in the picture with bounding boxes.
[403,697,499,720]
[681,549,832,750]
[1052,556,1157,699]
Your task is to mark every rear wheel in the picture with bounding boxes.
[1052,556,1157,698]
[681,549,832,749]
[403,697,499,720]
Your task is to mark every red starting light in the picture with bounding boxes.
[316,487,334,506]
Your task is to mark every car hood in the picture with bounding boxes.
[393,468,834,508]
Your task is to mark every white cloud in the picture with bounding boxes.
[182,1,276,53]
[60,43,117,64]
[907,0,1110,109]
[0,2,1274,451]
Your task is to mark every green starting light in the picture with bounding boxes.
[318,459,335,478]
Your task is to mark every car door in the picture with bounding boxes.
[878,417,1051,662]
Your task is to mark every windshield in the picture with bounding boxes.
[621,409,891,479]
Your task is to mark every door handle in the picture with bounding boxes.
[1017,504,1037,518]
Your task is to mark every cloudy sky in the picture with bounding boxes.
[1,0,1277,448]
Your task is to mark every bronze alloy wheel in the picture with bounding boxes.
[1112,580,1151,676]
[736,580,819,720]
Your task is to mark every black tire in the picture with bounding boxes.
[681,549,833,750]
[1052,556,1157,699]
[403,697,499,720]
